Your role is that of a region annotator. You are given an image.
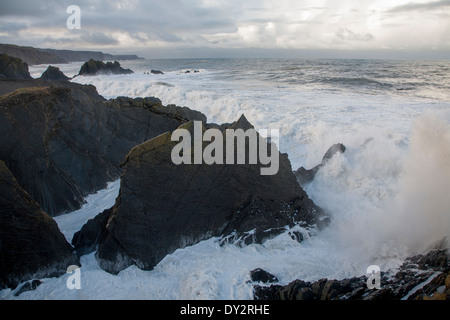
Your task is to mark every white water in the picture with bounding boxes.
[2,59,448,299]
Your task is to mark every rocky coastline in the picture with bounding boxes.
[0,52,448,300]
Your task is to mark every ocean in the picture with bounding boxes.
[3,58,448,299]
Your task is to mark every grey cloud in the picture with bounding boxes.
[81,32,119,45]
[336,28,375,42]
[0,20,29,32]
[0,0,71,17]
[388,0,450,12]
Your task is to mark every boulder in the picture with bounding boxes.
[0,160,78,289]
[76,59,133,76]
[294,143,346,186]
[0,82,206,215]
[88,115,328,274]
[39,66,69,81]
[254,248,450,300]
[0,53,32,79]
[150,69,164,74]
[250,268,279,284]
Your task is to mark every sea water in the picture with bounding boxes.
[4,58,448,299]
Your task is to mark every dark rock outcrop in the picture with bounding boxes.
[250,268,279,284]
[294,143,346,186]
[254,248,450,300]
[0,83,206,215]
[151,70,164,74]
[71,208,111,258]
[76,59,133,76]
[81,115,328,274]
[0,53,32,79]
[39,66,69,81]
[0,160,78,289]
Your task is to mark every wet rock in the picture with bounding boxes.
[250,268,279,284]
[13,279,42,296]
[92,115,327,274]
[71,208,112,257]
[0,82,206,215]
[39,66,69,81]
[151,69,164,74]
[76,59,133,76]
[0,53,32,79]
[0,161,78,289]
[294,143,346,186]
[254,248,449,300]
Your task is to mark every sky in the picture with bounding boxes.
[0,0,449,59]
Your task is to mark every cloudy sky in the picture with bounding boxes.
[1,0,449,59]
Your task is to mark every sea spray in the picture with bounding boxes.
[304,110,450,271]
[389,109,450,253]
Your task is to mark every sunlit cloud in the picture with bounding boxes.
[0,0,448,58]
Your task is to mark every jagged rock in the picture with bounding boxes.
[0,53,32,79]
[151,69,164,74]
[90,115,327,274]
[76,59,133,76]
[39,66,69,81]
[0,161,78,289]
[294,143,346,186]
[71,208,111,257]
[254,248,450,300]
[250,268,279,284]
[0,82,206,215]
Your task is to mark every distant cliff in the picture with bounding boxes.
[0,43,142,65]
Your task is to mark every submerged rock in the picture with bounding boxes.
[0,161,78,289]
[86,115,328,274]
[294,143,346,186]
[13,279,42,297]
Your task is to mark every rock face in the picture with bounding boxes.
[0,53,32,79]
[294,143,346,186]
[253,248,450,300]
[250,268,279,284]
[79,115,328,274]
[39,66,69,81]
[77,59,133,76]
[0,161,78,289]
[0,82,206,215]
